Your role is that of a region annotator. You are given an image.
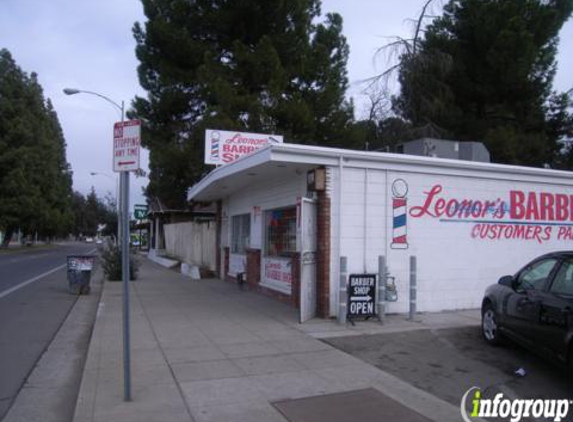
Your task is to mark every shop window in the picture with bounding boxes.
[265,207,296,257]
[231,214,250,254]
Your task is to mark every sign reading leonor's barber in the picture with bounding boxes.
[204,129,283,165]
[347,274,377,320]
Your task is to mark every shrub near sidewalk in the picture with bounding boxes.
[101,244,139,281]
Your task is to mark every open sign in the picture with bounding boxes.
[347,274,377,321]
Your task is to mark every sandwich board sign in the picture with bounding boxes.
[347,274,377,325]
[113,120,141,172]
[205,129,283,165]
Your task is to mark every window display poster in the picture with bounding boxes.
[265,208,296,257]
[262,257,292,295]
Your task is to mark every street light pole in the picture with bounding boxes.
[64,88,131,402]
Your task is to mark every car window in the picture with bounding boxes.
[550,259,573,296]
[516,258,558,292]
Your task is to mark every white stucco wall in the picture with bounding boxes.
[330,164,573,315]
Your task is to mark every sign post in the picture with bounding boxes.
[113,117,140,402]
[64,88,135,403]
[347,274,377,325]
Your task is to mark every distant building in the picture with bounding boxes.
[396,138,490,163]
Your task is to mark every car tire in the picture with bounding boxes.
[482,303,503,346]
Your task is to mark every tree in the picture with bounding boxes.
[393,0,573,166]
[0,49,73,246]
[132,0,354,208]
[34,99,74,238]
[70,189,117,238]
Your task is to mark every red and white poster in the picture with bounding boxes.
[261,257,292,295]
[205,129,283,165]
[113,120,141,172]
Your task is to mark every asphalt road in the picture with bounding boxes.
[0,242,96,420]
[325,326,572,421]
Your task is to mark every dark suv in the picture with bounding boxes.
[481,251,573,373]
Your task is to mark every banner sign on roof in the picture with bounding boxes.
[204,129,283,165]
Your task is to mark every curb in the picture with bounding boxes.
[71,272,108,422]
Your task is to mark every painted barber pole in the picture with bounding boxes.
[204,129,283,165]
[391,179,409,249]
[210,131,220,160]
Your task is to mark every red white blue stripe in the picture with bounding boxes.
[392,198,408,249]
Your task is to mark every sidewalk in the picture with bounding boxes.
[73,258,475,422]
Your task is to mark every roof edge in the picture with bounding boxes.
[187,143,573,201]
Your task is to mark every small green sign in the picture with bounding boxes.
[134,204,148,220]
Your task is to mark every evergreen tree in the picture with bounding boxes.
[132,0,354,208]
[70,189,117,238]
[0,49,73,246]
[393,0,573,166]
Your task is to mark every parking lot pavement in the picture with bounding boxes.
[324,326,572,410]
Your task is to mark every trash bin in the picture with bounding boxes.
[67,255,96,295]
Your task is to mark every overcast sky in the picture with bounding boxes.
[1,0,572,210]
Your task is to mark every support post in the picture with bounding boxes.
[409,255,417,321]
[120,99,131,402]
[338,256,347,324]
[121,170,131,401]
[378,256,386,324]
[63,89,131,402]
[116,177,121,246]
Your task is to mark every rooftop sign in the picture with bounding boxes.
[204,129,283,165]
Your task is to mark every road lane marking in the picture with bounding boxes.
[0,264,67,299]
[0,248,97,299]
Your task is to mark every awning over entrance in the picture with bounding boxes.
[188,142,573,203]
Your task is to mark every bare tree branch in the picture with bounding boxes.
[414,0,435,53]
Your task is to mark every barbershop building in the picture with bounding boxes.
[187,143,573,321]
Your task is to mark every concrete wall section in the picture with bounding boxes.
[329,167,389,317]
[386,173,573,312]
[332,165,573,314]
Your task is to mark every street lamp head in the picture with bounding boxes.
[62,87,123,117]
[63,88,80,95]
